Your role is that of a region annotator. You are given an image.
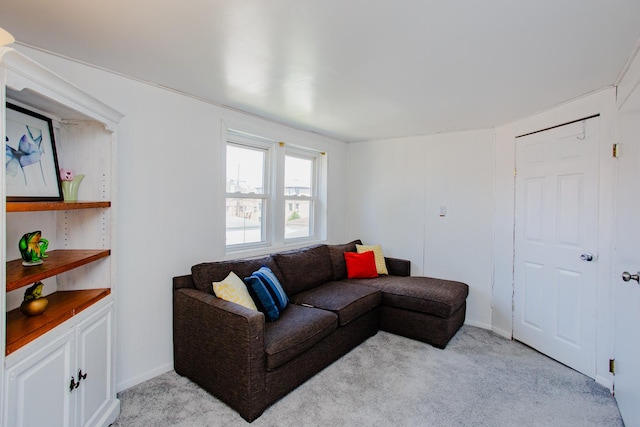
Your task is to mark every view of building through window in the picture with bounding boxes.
[225,135,320,250]
[225,144,266,245]
[284,155,313,239]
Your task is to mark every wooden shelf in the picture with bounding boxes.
[6,200,110,212]
[6,250,111,292]
[6,288,110,355]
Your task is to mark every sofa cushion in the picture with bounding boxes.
[191,256,284,294]
[250,266,288,308]
[344,251,378,279]
[345,276,468,319]
[290,281,381,326]
[327,239,362,280]
[264,304,338,371]
[212,271,258,311]
[356,244,389,275]
[245,266,290,321]
[273,245,334,295]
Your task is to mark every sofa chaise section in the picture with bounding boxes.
[347,275,468,348]
[329,240,469,349]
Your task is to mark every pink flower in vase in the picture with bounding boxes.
[59,168,84,201]
[60,168,74,181]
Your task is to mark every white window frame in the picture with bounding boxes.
[225,130,275,252]
[283,147,321,243]
[223,125,326,255]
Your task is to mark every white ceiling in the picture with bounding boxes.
[1,0,640,142]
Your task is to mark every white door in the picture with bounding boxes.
[613,100,640,426]
[514,117,599,378]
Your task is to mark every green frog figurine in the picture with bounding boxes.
[19,231,49,266]
[20,281,49,316]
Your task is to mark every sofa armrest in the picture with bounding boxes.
[173,287,267,421]
[173,273,196,290]
[385,257,411,277]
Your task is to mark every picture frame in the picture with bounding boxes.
[5,103,63,201]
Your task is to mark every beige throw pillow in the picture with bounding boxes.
[356,244,389,275]
[212,271,258,311]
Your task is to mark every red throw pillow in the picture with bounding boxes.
[344,251,378,279]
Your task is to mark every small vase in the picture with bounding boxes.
[61,175,85,201]
[20,297,48,316]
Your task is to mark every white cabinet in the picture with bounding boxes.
[4,302,116,427]
[0,47,123,427]
[75,302,114,427]
[5,329,74,427]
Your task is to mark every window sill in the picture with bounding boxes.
[223,239,327,261]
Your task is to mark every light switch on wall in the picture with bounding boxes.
[439,206,447,217]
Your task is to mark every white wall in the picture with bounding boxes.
[16,45,349,392]
[493,88,617,388]
[346,129,496,329]
[346,136,427,273]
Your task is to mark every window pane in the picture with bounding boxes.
[226,198,264,245]
[227,145,265,194]
[285,199,311,239]
[285,155,312,196]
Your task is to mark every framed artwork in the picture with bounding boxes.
[5,103,63,201]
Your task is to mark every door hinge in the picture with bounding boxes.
[514,168,517,177]
[609,358,615,374]
[612,143,619,158]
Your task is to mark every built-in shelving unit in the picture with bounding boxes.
[1,47,123,427]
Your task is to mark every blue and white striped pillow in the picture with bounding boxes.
[244,266,288,321]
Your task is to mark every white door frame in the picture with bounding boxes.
[492,88,618,389]
[611,46,640,423]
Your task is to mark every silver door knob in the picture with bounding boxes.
[580,253,594,262]
[621,271,640,283]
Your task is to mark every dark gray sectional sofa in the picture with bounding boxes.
[173,240,468,422]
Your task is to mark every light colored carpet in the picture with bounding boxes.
[112,326,622,426]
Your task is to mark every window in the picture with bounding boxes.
[225,142,269,248]
[225,128,324,252]
[284,153,316,240]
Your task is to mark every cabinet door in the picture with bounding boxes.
[74,303,113,427]
[5,330,75,427]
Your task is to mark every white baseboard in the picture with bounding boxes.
[596,374,613,392]
[464,319,492,330]
[98,399,120,427]
[117,362,174,393]
[491,325,512,339]
[463,320,512,339]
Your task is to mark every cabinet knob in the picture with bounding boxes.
[69,370,88,392]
